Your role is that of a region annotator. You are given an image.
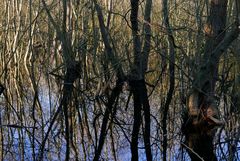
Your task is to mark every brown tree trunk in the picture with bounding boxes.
[181,0,239,161]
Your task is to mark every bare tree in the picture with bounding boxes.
[0,0,239,160]
[182,0,239,160]
[129,0,152,160]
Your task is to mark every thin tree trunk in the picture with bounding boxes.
[130,0,152,160]
[142,0,153,160]
[129,1,142,160]
[141,81,152,161]
[129,80,142,161]
[38,1,81,160]
[92,1,125,160]
[0,85,4,160]
[93,79,123,161]
[162,0,176,160]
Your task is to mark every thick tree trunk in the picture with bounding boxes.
[182,0,231,161]
[182,98,218,161]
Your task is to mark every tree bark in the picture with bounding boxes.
[162,0,175,160]
[130,80,143,161]
[182,0,239,160]
[130,0,152,160]
[93,79,123,161]
[129,2,142,160]
[38,1,81,160]
[92,1,125,160]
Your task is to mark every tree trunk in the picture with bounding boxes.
[129,79,152,161]
[182,0,240,160]
[92,1,125,160]
[130,80,143,161]
[93,78,123,161]
[161,0,175,160]
[129,0,152,160]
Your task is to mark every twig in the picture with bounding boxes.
[0,124,37,129]
[181,142,205,161]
